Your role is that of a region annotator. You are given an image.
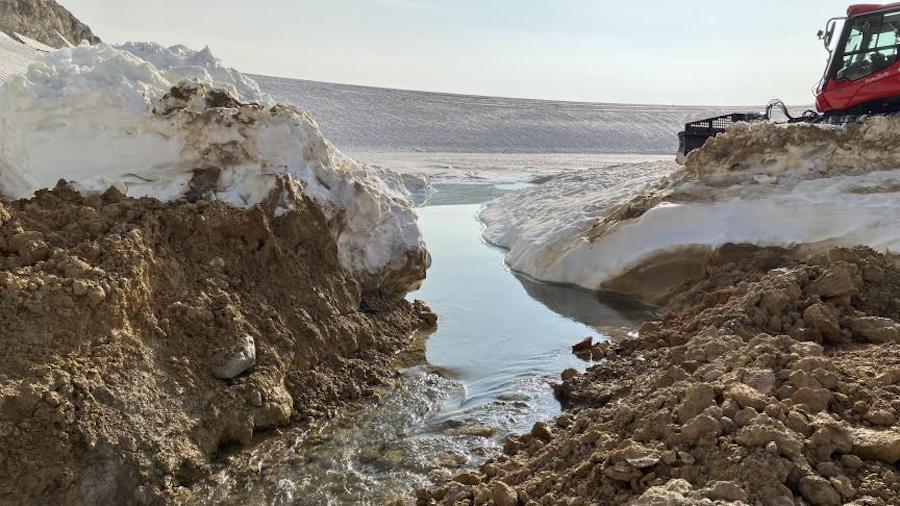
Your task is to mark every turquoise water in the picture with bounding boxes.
[415,203,649,430]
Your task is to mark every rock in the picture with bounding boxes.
[444,481,474,503]
[808,264,856,298]
[864,407,898,426]
[734,407,758,427]
[555,413,574,429]
[702,481,747,502]
[453,472,482,486]
[560,368,579,382]
[742,368,776,395]
[830,475,855,500]
[681,414,721,445]
[655,366,691,388]
[798,475,841,506]
[791,341,825,357]
[604,460,642,481]
[677,383,715,423]
[530,421,552,442]
[803,304,843,342]
[571,336,593,356]
[211,333,256,379]
[850,428,900,464]
[473,484,491,505]
[875,368,900,385]
[839,454,863,469]
[637,479,696,505]
[611,441,662,469]
[490,481,518,506]
[760,286,798,315]
[808,422,853,461]
[791,387,832,413]
[848,316,900,343]
[736,416,803,458]
[725,383,769,411]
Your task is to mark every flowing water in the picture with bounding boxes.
[194,186,654,505]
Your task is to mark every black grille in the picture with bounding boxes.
[678,113,765,159]
[685,113,764,134]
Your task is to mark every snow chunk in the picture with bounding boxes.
[117,42,275,108]
[0,43,426,292]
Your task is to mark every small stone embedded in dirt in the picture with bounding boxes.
[211,333,257,379]
[490,481,517,506]
[848,316,900,343]
[798,474,842,506]
[560,368,579,382]
[571,336,593,357]
[850,427,900,464]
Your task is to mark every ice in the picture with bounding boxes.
[0,43,426,291]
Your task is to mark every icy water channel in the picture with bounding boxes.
[194,185,654,505]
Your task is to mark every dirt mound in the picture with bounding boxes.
[0,0,99,47]
[0,183,433,505]
[421,245,900,505]
[685,116,900,180]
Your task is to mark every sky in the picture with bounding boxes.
[64,0,854,105]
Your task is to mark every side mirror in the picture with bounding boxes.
[819,18,843,51]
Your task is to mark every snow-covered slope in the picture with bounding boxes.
[0,43,427,292]
[255,75,740,155]
[0,32,37,83]
[482,119,900,302]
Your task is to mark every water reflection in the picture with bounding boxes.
[513,274,658,339]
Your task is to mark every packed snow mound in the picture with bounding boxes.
[0,43,427,292]
[483,119,900,302]
[118,42,275,107]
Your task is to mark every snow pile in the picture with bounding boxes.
[483,119,900,302]
[118,42,275,107]
[0,42,427,292]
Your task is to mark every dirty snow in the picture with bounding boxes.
[0,42,424,289]
[482,119,900,296]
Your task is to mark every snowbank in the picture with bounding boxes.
[483,119,900,301]
[0,43,427,292]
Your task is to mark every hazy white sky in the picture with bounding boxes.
[65,0,853,105]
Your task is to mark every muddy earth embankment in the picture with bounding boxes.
[424,119,900,505]
[0,184,433,504]
[422,245,900,505]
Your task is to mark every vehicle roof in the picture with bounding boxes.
[848,3,900,16]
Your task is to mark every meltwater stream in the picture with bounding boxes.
[194,195,653,505]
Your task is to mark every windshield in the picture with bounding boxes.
[835,12,900,81]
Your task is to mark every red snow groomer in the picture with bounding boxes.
[678,2,900,159]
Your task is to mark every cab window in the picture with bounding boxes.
[836,13,900,81]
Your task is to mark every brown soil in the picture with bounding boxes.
[420,245,900,505]
[0,183,433,505]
